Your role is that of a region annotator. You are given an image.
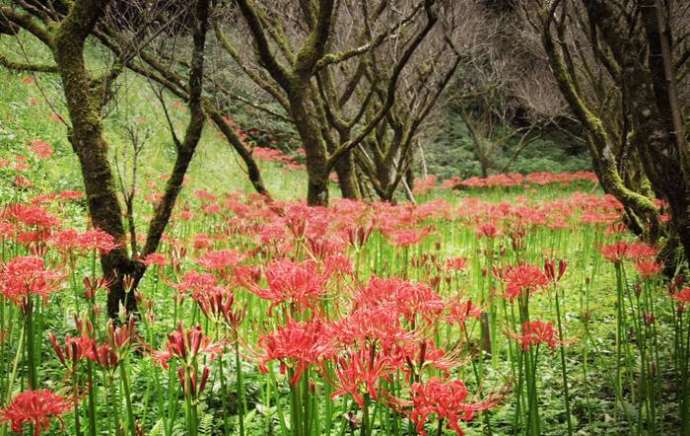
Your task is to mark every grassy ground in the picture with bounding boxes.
[0,38,685,436]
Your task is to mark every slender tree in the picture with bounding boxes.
[0,0,211,317]
[521,0,690,265]
[214,0,439,205]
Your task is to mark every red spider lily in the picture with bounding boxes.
[249,259,328,312]
[174,271,218,299]
[332,306,412,352]
[331,347,392,408]
[386,226,434,247]
[600,241,631,263]
[393,282,445,324]
[17,230,51,246]
[305,235,345,259]
[177,365,211,398]
[635,260,663,279]
[394,340,458,377]
[408,378,495,436]
[14,175,33,188]
[322,254,353,277]
[511,320,559,351]
[544,258,568,283]
[196,249,243,271]
[445,257,468,272]
[193,233,213,250]
[257,223,287,246]
[48,229,79,252]
[352,276,444,324]
[104,317,137,352]
[85,342,120,368]
[446,299,482,326]
[194,189,217,203]
[82,276,111,300]
[196,286,245,329]
[0,256,63,309]
[29,140,53,160]
[5,204,59,229]
[353,277,406,309]
[345,222,374,249]
[142,252,168,267]
[58,191,84,201]
[672,287,690,311]
[48,333,94,368]
[627,242,658,261]
[0,390,70,435]
[76,229,118,253]
[0,221,15,241]
[179,208,195,222]
[258,319,333,385]
[496,264,548,301]
[153,323,217,368]
[476,223,499,239]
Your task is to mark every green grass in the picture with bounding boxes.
[0,34,320,204]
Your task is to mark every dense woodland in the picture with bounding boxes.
[1,0,690,435]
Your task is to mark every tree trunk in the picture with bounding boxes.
[53,0,136,318]
[207,108,271,197]
[333,150,360,199]
[289,90,331,206]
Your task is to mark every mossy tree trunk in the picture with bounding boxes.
[52,0,137,317]
[1,0,211,318]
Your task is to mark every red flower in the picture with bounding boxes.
[58,191,84,201]
[331,347,392,408]
[0,256,62,309]
[446,299,482,326]
[512,320,559,351]
[627,242,658,261]
[600,241,630,263]
[48,333,93,368]
[193,233,212,250]
[196,249,243,271]
[6,204,59,229]
[386,226,433,247]
[635,260,662,279]
[196,286,244,329]
[393,282,445,324]
[345,223,374,249]
[142,252,168,267]
[258,319,332,385]
[49,229,79,252]
[249,260,327,312]
[177,365,211,398]
[408,378,494,436]
[323,254,353,276]
[154,324,213,368]
[29,140,53,160]
[174,271,217,299]
[85,342,120,368]
[0,390,70,435]
[445,257,468,272]
[332,306,411,352]
[544,258,567,283]
[77,229,118,253]
[672,287,690,311]
[477,223,499,239]
[497,264,548,301]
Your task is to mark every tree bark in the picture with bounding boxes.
[53,0,138,317]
